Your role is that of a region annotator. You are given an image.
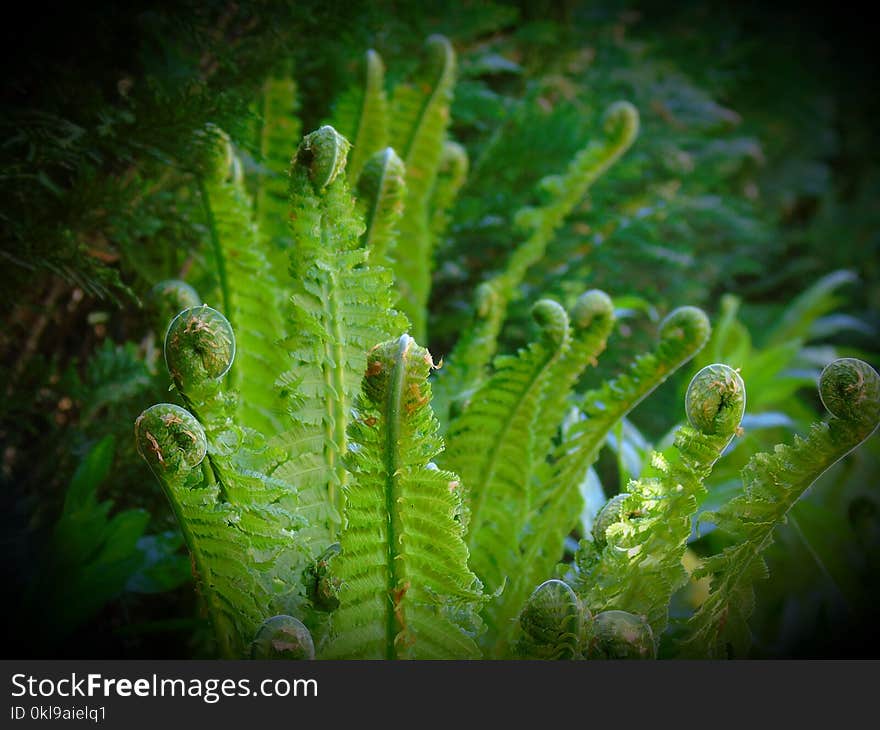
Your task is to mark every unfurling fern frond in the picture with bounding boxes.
[275,125,407,564]
[431,102,639,422]
[429,140,468,243]
[389,35,457,341]
[356,147,406,266]
[254,75,302,273]
[573,364,746,643]
[330,49,390,183]
[147,279,201,336]
[443,300,570,598]
[138,306,303,657]
[488,306,710,654]
[678,358,880,658]
[324,336,484,659]
[196,128,288,437]
[514,579,589,660]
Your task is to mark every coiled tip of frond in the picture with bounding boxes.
[819,358,880,425]
[250,615,315,660]
[603,101,639,147]
[424,34,454,65]
[357,147,406,200]
[517,579,585,659]
[686,364,746,437]
[135,403,207,473]
[192,123,233,179]
[531,299,570,346]
[587,610,655,660]
[570,289,614,331]
[148,280,201,332]
[592,492,631,546]
[165,305,235,391]
[658,305,711,349]
[474,281,501,320]
[439,140,469,176]
[363,335,434,407]
[294,125,351,190]
[308,543,342,612]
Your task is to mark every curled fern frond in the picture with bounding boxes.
[429,139,469,242]
[532,289,616,465]
[587,610,655,660]
[356,147,406,266]
[432,102,640,422]
[324,335,484,659]
[295,125,352,191]
[250,615,315,660]
[331,49,390,183]
[573,364,745,641]
[390,35,457,341]
[135,403,207,475]
[678,358,880,658]
[147,280,201,335]
[165,304,235,407]
[515,579,588,660]
[139,309,304,657]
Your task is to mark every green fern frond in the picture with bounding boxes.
[531,290,616,467]
[429,139,469,242]
[324,335,484,659]
[678,358,880,658]
[442,300,570,599]
[196,128,288,437]
[138,306,303,658]
[254,75,302,273]
[573,364,746,642]
[356,147,406,266]
[432,102,639,422]
[389,35,456,341]
[276,125,407,560]
[330,49,390,183]
[489,306,710,654]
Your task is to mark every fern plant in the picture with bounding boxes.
[135,36,879,660]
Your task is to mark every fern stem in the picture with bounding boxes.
[382,335,411,658]
[197,178,231,320]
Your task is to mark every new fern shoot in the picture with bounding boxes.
[132,36,880,660]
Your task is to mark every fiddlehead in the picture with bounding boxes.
[389,35,457,341]
[250,615,315,660]
[429,140,468,243]
[678,358,880,658]
[587,610,655,660]
[139,312,304,657]
[331,48,390,183]
[573,364,745,641]
[135,403,207,475]
[515,579,588,660]
[165,305,235,401]
[356,147,406,266]
[147,280,201,335]
[324,335,484,659]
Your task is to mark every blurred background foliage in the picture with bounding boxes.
[1,0,877,657]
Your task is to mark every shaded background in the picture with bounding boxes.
[2,0,878,657]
